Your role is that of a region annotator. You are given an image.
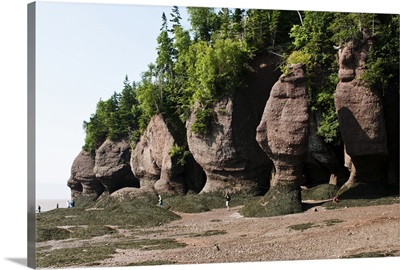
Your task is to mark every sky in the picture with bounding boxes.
[1,1,399,270]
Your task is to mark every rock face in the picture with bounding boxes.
[186,54,280,195]
[94,139,139,194]
[131,114,200,195]
[67,177,82,199]
[70,150,105,197]
[334,41,388,187]
[255,63,309,215]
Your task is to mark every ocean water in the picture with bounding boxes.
[36,199,68,212]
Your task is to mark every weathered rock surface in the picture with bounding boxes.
[67,177,82,199]
[334,41,388,187]
[94,139,139,194]
[131,114,197,195]
[255,63,309,216]
[70,150,105,197]
[186,54,280,195]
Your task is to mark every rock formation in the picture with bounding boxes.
[94,139,139,194]
[70,150,105,197]
[255,63,309,216]
[131,114,198,195]
[334,41,388,193]
[67,177,82,199]
[186,54,280,195]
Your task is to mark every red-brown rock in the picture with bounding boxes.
[131,114,192,195]
[334,41,388,186]
[70,150,105,197]
[255,63,309,216]
[94,139,139,194]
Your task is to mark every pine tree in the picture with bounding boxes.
[187,7,217,42]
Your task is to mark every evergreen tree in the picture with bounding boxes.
[289,11,339,143]
[187,7,217,42]
[136,63,161,131]
[156,12,174,79]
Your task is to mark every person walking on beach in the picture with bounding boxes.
[158,194,163,207]
[225,193,231,211]
[38,205,41,213]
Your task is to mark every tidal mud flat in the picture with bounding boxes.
[36,197,400,268]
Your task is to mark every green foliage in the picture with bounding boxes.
[82,77,140,154]
[363,15,399,90]
[288,11,341,144]
[330,12,376,45]
[282,50,312,74]
[244,9,299,54]
[314,91,340,143]
[190,107,215,135]
[169,144,190,166]
[316,111,340,143]
[81,7,398,164]
[187,7,218,42]
[136,64,161,131]
[184,38,249,134]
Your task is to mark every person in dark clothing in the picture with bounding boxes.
[225,193,231,211]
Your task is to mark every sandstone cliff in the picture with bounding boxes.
[131,114,204,195]
[334,41,388,189]
[186,54,280,195]
[94,139,139,194]
[66,48,397,205]
[70,150,104,197]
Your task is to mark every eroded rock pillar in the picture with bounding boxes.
[254,63,309,216]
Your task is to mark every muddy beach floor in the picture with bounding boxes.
[37,201,400,268]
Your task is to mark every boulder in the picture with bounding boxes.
[334,41,388,188]
[94,139,139,194]
[70,150,104,197]
[131,114,194,195]
[255,63,309,216]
